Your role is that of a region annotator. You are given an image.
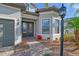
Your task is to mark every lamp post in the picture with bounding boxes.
[59,4,66,56]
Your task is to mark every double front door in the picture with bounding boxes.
[22,21,34,37]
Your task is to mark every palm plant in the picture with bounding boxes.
[70,3,79,16]
[44,3,49,8]
[65,4,79,46]
[65,17,79,44]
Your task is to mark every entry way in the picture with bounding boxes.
[0,19,14,47]
[22,21,34,37]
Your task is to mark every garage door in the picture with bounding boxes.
[0,19,14,47]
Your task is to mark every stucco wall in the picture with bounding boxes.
[0,4,22,45]
[37,11,61,40]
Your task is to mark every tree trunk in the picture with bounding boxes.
[74,30,79,46]
[75,30,79,40]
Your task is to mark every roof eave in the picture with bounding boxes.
[36,7,59,13]
[22,11,39,16]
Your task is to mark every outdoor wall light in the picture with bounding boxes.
[59,4,66,56]
[17,19,19,25]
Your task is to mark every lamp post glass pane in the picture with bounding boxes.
[59,4,66,18]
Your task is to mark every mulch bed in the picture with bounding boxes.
[43,40,79,56]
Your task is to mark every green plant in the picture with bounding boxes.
[47,37,50,40]
[43,53,52,56]
[70,4,79,16]
[40,41,45,44]
[44,3,49,8]
[65,17,79,39]
[65,17,79,46]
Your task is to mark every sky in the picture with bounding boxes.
[35,3,79,19]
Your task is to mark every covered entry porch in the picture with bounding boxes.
[22,19,35,41]
[22,12,39,41]
[21,11,38,41]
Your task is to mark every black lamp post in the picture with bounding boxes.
[59,4,66,56]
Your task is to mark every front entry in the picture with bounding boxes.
[22,21,34,37]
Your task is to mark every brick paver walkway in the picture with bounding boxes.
[12,42,53,56]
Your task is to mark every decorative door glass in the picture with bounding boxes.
[23,22,27,33]
[0,23,3,47]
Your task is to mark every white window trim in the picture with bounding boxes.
[53,17,61,34]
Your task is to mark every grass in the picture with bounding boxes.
[64,33,75,42]
[43,53,52,56]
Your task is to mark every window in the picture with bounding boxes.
[54,19,59,33]
[29,4,36,12]
[42,19,50,34]
[26,4,36,12]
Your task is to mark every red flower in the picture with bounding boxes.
[36,35,43,41]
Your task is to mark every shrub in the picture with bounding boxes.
[43,53,52,56]
[64,33,79,47]
[64,33,75,42]
[47,37,50,40]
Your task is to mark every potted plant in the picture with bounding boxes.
[36,35,43,41]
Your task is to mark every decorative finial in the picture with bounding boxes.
[62,3,64,7]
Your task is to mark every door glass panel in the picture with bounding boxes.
[28,23,33,33]
[0,23,3,47]
[23,22,27,33]
[0,23,3,38]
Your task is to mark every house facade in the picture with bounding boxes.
[0,3,61,48]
